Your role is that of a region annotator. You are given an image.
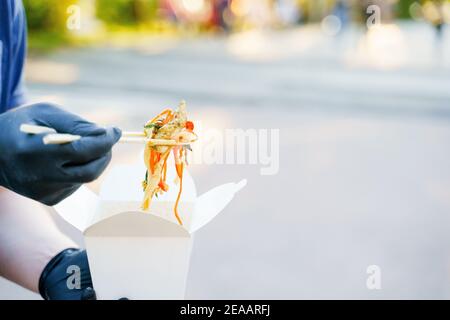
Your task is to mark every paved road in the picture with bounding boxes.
[2,22,450,299]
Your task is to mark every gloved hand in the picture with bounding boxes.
[0,103,121,205]
[39,248,96,300]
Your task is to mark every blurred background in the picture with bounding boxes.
[2,0,450,299]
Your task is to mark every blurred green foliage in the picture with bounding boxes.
[21,0,437,52]
[96,0,159,26]
[22,0,78,52]
[23,0,77,31]
[397,0,417,19]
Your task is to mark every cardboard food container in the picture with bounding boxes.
[53,157,246,300]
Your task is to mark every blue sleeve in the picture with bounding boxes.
[8,0,27,108]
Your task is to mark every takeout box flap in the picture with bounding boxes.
[53,186,98,232]
[189,179,247,233]
[84,211,190,237]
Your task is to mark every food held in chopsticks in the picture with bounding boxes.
[141,101,197,225]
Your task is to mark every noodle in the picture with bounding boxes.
[141,101,197,225]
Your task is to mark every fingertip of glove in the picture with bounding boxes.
[81,287,97,300]
[102,126,121,145]
[112,127,122,142]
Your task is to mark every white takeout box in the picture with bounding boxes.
[53,157,246,300]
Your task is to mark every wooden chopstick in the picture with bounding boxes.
[43,134,81,145]
[20,124,56,134]
[122,131,146,137]
[20,124,80,145]
[119,137,177,146]
[118,137,191,146]
[20,124,187,146]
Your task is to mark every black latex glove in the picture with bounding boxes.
[39,248,96,300]
[0,103,121,205]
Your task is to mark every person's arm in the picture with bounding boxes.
[0,187,76,292]
[0,188,96,300]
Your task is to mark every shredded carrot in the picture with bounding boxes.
[147,109,172,125]
[149,150,155,173]
[158,179,168,192]
[149,151,153,173]
[175,163,183,178]
[161,112,173,125]
[149,150,162,174]
[158,151,171,192]
[174,163,184,225]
